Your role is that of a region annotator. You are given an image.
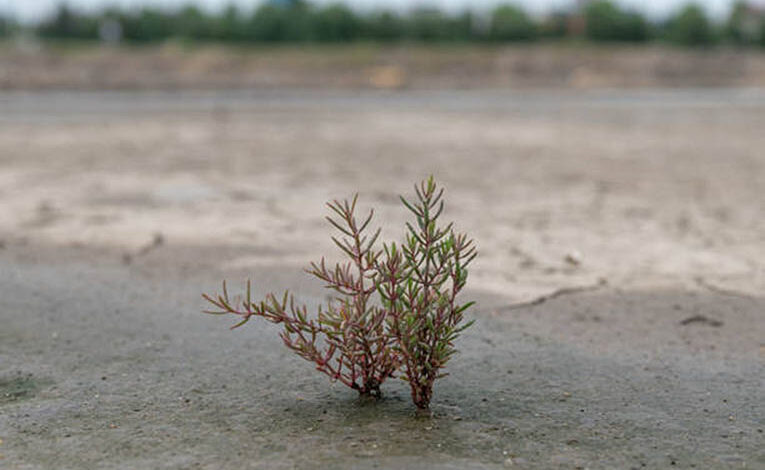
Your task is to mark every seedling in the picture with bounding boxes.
[202,177,475,408]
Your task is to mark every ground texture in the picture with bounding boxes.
[0,89,764,469]
[3,44,765,90]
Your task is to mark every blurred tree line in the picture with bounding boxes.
[0,14,16,38]
[1,0,760,48]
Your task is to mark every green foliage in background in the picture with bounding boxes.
[406,8,468,42]
[489,4,536,41]
[38,4,99,39]
[585,1,648,42]
[537,11,570,39]
[14,0,765,48]
[363,11,405,42]
[314,4,361,42]
[664,3,715,46]
[724,1,765,46]
[119,8,173,42]
[726,1,751,44]
[0,15,12,38]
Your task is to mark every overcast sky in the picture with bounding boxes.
[1,0,760,22]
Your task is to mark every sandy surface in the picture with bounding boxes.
[0,89,764,469]
[3,43,765,90]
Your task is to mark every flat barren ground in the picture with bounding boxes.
[1,89,764,469]
[2,43,765,90]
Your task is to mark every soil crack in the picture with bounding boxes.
[694,277,755,300]
[499,278,608,311]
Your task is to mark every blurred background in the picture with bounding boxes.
[2,0,765,88]
[1,0,765,300]
[2,5,765,467]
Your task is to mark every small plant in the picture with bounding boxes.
[203,196,396,397]
[378,178,476,408]
[202,177,475,408]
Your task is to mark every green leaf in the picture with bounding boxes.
[399,195,421,216]
[455,301,475,315]
[454,319,475,334]
[325,216,353,236]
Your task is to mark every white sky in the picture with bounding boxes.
[1,0,759,22]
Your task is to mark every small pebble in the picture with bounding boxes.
[565,251,582,266]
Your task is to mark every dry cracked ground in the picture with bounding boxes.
[0,89,764,469]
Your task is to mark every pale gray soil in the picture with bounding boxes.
[2,44,765,90]
[0,90,764,469]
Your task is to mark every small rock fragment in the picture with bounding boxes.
[565,251,582,266]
